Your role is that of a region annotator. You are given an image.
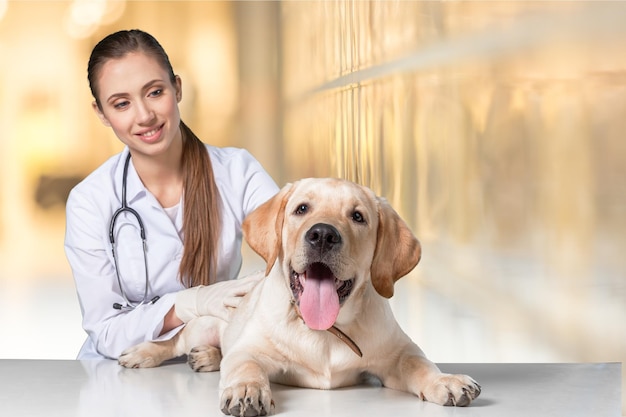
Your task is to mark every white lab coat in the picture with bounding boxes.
[64,145,278,360]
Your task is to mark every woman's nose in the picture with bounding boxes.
[135,100,155,124]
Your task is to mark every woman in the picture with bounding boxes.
[64,29,279,360]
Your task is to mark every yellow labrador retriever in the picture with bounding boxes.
[120,178,481,415]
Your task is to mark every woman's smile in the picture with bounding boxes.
[136,124,164,144]
[93,52,182,158]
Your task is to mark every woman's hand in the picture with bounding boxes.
[174,271,264,323]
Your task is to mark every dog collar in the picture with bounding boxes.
[327,325,363,357]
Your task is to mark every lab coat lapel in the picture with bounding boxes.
[122,153,183,243]
[123,156,147,206]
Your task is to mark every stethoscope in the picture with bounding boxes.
[109,153,160,310]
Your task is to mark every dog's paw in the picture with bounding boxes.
[220,382,274,416]
[188,345,222,372]
[421,373,481,407]
[118,342,161,368]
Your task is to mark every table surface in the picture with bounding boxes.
[0,360,620,417]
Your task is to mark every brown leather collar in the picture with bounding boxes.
[327,325,362,357]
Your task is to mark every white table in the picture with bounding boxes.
[0,360,620,416]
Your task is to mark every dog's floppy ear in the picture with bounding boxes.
[370,198,421,298]
[243,183,294,276]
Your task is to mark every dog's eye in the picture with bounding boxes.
[352,211,365,223]
[295,204,308,215]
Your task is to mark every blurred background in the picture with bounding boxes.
[0,0,624,411]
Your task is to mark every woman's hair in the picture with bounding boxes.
[88,29,221,287]
[88,29,176,109]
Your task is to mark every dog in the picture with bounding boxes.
[119,178,481,415]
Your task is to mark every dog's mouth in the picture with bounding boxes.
[290,262,354,331]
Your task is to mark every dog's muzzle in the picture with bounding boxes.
[289,223,355,331]
[290,263,354,331]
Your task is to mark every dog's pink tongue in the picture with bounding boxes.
[300,268,340,331]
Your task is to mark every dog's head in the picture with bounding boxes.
[242,178,421,330]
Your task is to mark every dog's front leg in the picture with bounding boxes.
[119,315,224,370]
[219,351,274,416]
[382,345,481,407]
[119,334,181,368]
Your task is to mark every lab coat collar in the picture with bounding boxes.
[116,148,148,207]
[114,148,184,242]
[116,148,183,216]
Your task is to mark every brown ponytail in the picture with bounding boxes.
[179,121,222,287]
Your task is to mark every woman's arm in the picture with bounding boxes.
[160,306,184,336]
[65,185,183,358]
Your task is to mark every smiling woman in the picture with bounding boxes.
[90,50,184,162]
[0,1,281,360]
[62,28,279,360]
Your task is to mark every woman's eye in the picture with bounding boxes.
[113,101,129,109]
[295,204,308,215]
[149,89,163,97]
[352,211,365,223]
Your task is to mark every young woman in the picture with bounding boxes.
[64,29,278,360]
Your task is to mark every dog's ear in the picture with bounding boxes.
[243,183,294,276]
[370,198,421,298]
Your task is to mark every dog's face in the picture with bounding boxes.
[243,178,421,331]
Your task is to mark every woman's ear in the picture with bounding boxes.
[92,101,111,127]
[175,75,182,103]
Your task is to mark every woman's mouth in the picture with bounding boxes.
[136,125,163,143]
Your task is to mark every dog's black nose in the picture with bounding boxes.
[306,223,342,253]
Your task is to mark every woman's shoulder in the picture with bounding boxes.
[204,144,278,213]
[67,152,123,202]
[205,144,256,165]
[205,145,263,175]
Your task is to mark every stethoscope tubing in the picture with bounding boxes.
[109,153,159,310]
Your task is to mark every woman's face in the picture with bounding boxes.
[92,51,182,159]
